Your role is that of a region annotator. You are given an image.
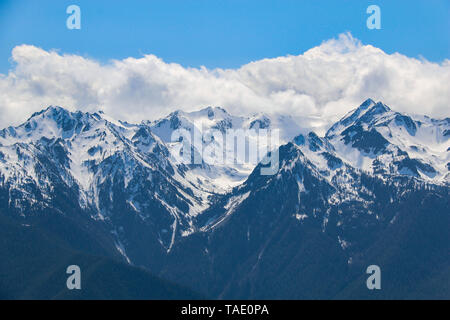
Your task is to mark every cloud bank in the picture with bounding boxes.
[0,33,449,132]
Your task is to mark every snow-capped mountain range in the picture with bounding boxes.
[0,100,448,245]
[0,99,448,299]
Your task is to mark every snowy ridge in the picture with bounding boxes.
[326,99,449,183]
[148,106,301,194]
[0,106,210,255]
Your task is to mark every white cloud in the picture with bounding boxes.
[0,33,449,133]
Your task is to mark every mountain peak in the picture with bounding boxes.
[28,105,70,121]
[28,105,102,122]
[326,99,391,138]
[351,100,390,122]
[166,106,230,122]
[191,106,230,120]
[359,98,376,110]
[0,106,108,143]
[369,101,390,113]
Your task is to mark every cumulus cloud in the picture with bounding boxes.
[0,33,449,133]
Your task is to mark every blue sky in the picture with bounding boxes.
[0,0,448,73]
